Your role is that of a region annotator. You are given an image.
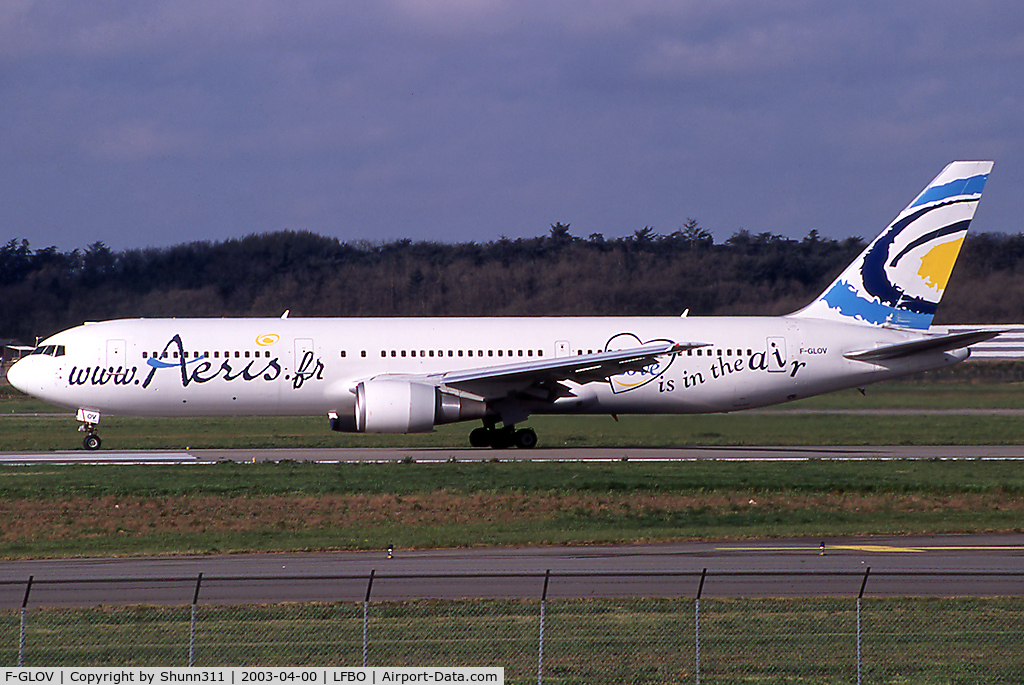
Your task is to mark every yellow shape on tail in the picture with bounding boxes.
[917,236,964,291]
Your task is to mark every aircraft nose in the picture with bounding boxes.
[6,358,33,394]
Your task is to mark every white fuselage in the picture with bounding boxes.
[8,316,966,421]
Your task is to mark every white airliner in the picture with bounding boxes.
[8,161,999,450]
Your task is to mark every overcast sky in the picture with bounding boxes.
[2,1,1022,251]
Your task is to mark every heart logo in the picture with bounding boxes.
[605,332,676,394]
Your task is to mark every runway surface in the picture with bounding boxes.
[4,444,1024,464]
[2,534,1022,607]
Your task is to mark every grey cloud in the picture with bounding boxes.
[1,1,1022,252]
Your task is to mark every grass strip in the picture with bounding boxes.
[0,461,1022,557]
[5,411,1024,450]
[1,460,1023,498]
[3,597,1023,682]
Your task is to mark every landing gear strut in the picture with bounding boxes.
[469,422,537,449]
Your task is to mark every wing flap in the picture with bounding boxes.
[844,329,1002,362]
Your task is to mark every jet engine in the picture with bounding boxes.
[329,379,487,433]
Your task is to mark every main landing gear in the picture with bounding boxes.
[469,422,538,449]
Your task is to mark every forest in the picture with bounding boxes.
[4,221,1024,343]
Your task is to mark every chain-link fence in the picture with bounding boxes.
[1,571,1023,683]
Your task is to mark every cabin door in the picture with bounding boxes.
[766,337,787,373]
[106,339,126,370]
[294,338,314,371]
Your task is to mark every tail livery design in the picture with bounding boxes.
[795,161,992,329]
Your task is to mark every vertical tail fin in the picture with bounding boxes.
[792,161,993,329]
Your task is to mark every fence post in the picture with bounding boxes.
[189,573,203,667]
[537,570,550,685]
[18,576,33,667]
[695,568,706,685]
[857,566,870,685]
[363,570,375,668]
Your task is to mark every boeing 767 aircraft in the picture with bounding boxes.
[8,161,999,450]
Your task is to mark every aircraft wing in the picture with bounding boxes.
[406,340,704,400]
[844,329,1003,362]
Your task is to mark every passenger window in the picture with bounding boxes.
[488,350,494,357]
[401,350,407,357]
[498,350,503,357]
[361,351,367,358]
[458,350,463,357]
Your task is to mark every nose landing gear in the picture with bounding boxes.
[76,408,103,451]
[81,429,102,451]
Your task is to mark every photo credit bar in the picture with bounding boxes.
[2,669,503,685]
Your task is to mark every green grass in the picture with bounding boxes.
[783,378,1024,409]
[1,459,1023,498]
[4,404,1024,450]
[0,460,1022,558]
[3,597,1023,681]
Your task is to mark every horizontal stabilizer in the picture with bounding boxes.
[844,329,1002,362]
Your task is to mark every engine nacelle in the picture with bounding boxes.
[329,380,488,434]
[357,380,436,433]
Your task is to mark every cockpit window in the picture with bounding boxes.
[29,345,65,357]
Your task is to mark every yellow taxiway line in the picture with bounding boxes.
[721,544,1024,554]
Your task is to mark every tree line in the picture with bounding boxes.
[3,222,1024,342]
